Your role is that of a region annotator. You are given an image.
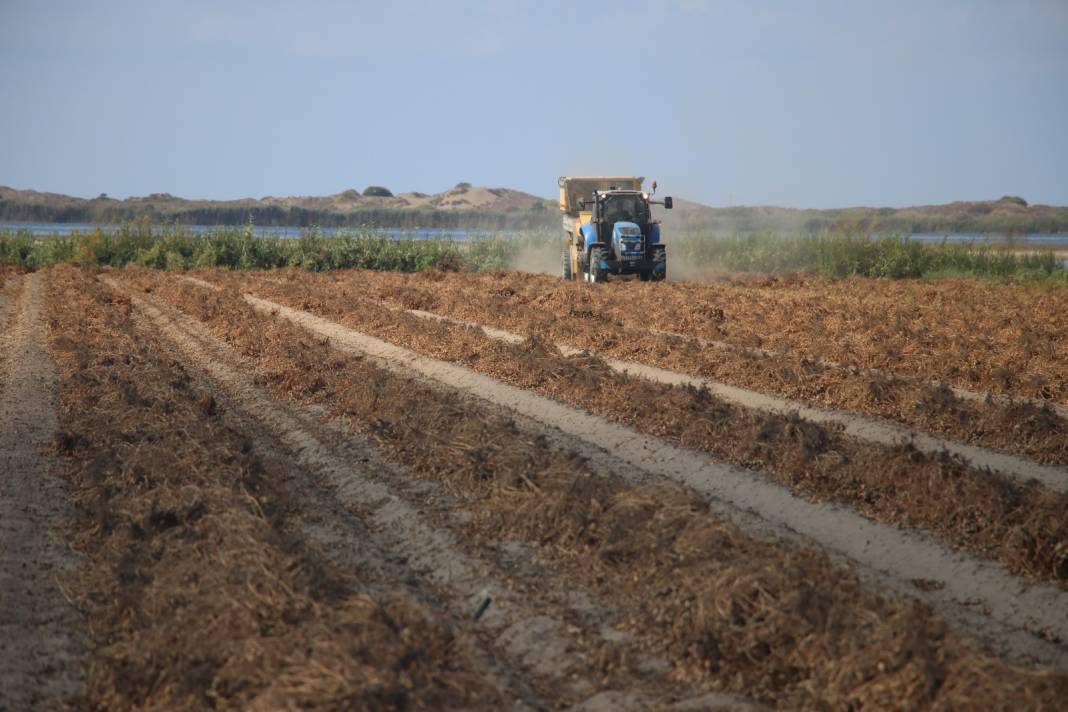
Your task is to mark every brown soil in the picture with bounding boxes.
[303,283,1063,492]
[0,272,85,710]
[108,277,722,709]
[296,269,1068,465]
[45,265,504,709]
[403,304,1065,492]
[342,269,1068,402]
[112,267,1068,709]
[230,284,1068,666]
[187,269,1068,589]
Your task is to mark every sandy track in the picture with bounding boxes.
[396,304,1068,494]
[105,278,749,710]
[0,272,84,710]
[221,286,1068,668]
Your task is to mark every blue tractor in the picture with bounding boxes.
[558,176,673,283]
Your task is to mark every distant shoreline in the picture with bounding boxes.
[2,185,1067,234]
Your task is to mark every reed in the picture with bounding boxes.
[1,223,1064,283]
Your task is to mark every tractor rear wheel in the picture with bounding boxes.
[586,246,607,283]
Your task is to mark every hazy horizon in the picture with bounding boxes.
[2,1,1066,209]
[5,183,1068,213]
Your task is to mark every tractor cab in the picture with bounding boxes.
[593,192,649,231]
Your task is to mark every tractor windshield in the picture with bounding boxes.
[601,195,647,226]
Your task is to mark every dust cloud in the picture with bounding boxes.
[507,240,561,275]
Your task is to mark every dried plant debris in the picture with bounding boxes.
[268,268,1067,465]
[45,266,501,709]
[184,268,1068,588]
[112,266,1068,709]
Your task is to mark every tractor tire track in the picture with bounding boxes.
[104,277,742,711]
[226,286,1068,669]
[0,272,84,711]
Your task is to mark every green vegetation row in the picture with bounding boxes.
[0,223,528,272]
[672,232,1067,282]
[0,201,556,230]
[1,223,1064,283]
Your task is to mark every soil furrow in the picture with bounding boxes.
[46,266,514,709]
[0,271,85,711]
[647,327,1068,421]
[126,268,1068,707]
[219,285,1068,665]
[389,298,1068,493]
[105,277,736,710]
[127,270,1068,708]
[296,269,1066,465]
[185,272,1068,594]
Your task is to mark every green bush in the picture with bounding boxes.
[670,232,1067,283]
[1,224,1064,284]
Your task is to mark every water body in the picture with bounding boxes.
[0,222,522,240]
[907,233,1068,246]
[4,222,1068,246]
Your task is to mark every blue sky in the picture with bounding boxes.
[1,0,1066,207]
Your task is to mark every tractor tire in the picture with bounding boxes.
[586,246,607,283]
[561,245,573,280]
[650,246,666,282]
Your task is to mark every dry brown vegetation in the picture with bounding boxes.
[45,265,500,709]
[175,269,1068,587]
[1,264,28,288]
[289,269,1068,465]
[106,267,1068,708]
[4,263,1065,710]
[386,270,1068,402]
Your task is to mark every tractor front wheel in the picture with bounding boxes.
[586,246,607,283]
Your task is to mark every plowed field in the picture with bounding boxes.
[3,265,1067,710]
